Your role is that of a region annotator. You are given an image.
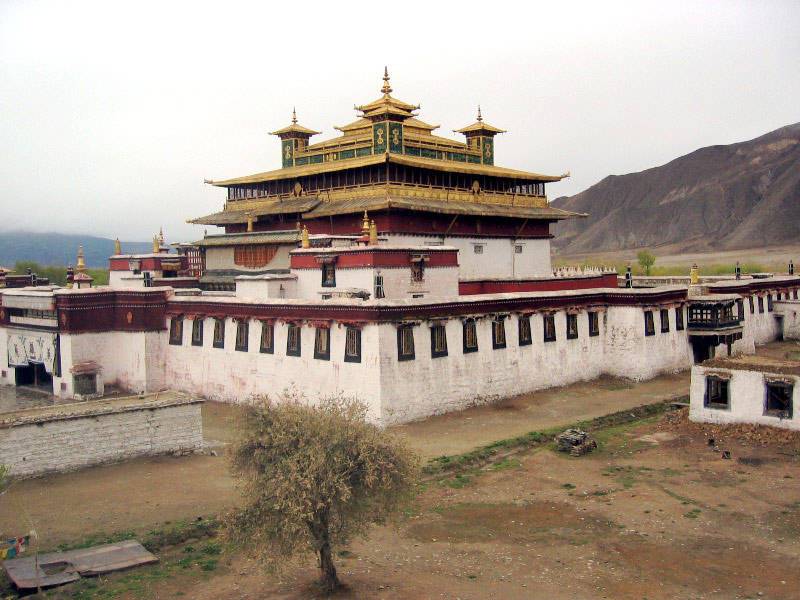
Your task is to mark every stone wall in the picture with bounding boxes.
[0,394,203,478]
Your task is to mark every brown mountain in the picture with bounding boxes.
[551,123,800,255]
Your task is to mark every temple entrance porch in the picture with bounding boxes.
[13,362,52,392]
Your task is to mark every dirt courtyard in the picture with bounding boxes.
[1,343,799,599]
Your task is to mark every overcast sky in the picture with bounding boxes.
[1,0,798,242]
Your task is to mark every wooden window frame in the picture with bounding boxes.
[430,324,448,358]
[213,318,225,349]
[588,311,600,337]
[675,306,685,331]
[286,323,302,357]
[764,382,793,418]
[397,325,415,361]
[644,311,655,337]
[518,316,532,346]
[259,321,274,354]
[660,308,670,333]
[767,294,774,312]
[566,314,579,340]
[462,319,479,353]
[749,296,755,313]
[344,327,361,363]
[169,317,183,346]
[758,296,764,313]
[321,263,336,288]
[543,314,556,343]
[313,327,330,360]
[492,318,507,349]
[191,318,204,347]
[704,376,730,410]
[235,320,249,352]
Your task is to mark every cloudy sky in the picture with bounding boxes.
[1,0,798,242]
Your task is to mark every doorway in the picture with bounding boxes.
[14,363,53,390]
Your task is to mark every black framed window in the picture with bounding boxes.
[235,321,249,352]
[518,316,532,346]
[213,318,225,349]
[191,318,204,346]
[260,321,274,354]
[765,382,793,418]
[410,261,425,283]
[397,325,415,361]
[660,308,670,333]
[286,323,301,357]
[644,311,655,336]
[314,327,330,360]
[749,296,755,313]
[344,327,361,363]
[675,306,684,331]
[566,314,579,340]
[767,295,774,312]
[462,319,478,353]
[321,263,336,288]
[704,376,730,409]
[543,314,556,342]
[736,299,745,321]
[588,311,600,337]
[430,324,448,358]
[169,317,183,345]
[758,296,764,313]
[374,274,385,299]
[492,318,506,349]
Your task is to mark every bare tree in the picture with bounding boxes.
[225,396,418,593]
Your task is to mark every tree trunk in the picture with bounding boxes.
[318,540,339,593]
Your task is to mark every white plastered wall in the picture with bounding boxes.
[292,265,459,300]
[388,234,552,279]
[690,366,800,430]
[162,317,383,421]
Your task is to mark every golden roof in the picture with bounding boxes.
[188,197,321,225]
[269,108,321,137]
[354,67,420,116]
[208,152,564,187]
[454,106,506,135]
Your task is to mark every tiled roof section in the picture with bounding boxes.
[208,153,564,187]
[192,231,300,247]
[188,197,320,225]
[303,196,584,221]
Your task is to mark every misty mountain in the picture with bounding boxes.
[0,232,151,269]
[552,123,800,255]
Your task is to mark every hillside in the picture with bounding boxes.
[0,232,151,269]
[552,123,800,255]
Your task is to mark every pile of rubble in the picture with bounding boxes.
[660,407,800,449]
[555,429,597,456]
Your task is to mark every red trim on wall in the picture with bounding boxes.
[55,290,168,333]
[459,273,619,295]
[226,210,553,239]
[290,248,459,269]
[165,287,689,324]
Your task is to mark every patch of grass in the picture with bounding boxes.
[490,457,521,471]
[441,473,474,488]
[562,483,576,490]
[684,508,702,519]
[423,400,673,477]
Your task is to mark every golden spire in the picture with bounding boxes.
[369,220,378,245]
[301,225,310,249]
[361,211,371,236]
[158,227,165,246]
[152,235,160,254]
[381,66,392,95]
[477,105,483,122]
[114,238,121,255]
[246,213,254,232]
[291,107,297,124]
[76,245,86,274]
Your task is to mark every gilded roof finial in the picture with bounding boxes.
[361,211,371,236]
[477,105,483,122]
[291,107,297,125]
[369,219,378,246]
[301,225,310,249]
[158,227,165,246]
[114,238,121,255]
[76,245,86,274]
[381,66,392,95]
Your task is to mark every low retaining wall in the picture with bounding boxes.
[0,392,203,478]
